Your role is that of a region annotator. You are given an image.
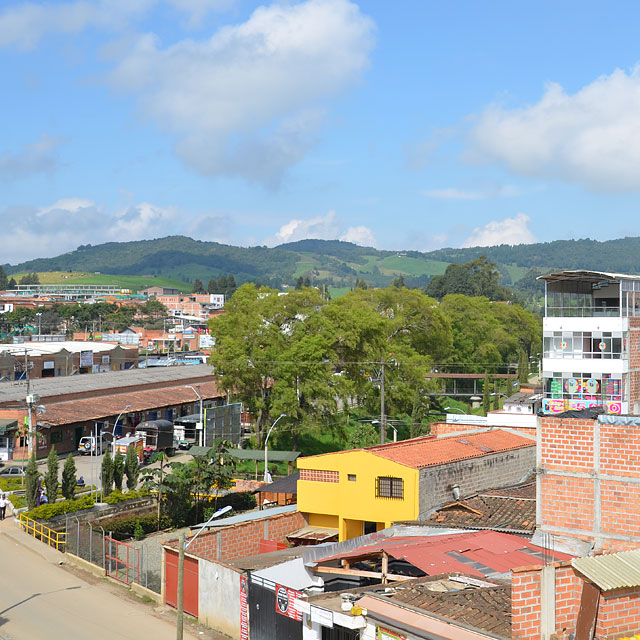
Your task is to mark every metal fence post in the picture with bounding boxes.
[99,526,105,569]
[89,522,92,563]
[74,516,80,557]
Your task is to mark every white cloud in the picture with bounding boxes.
[423,185,521,200]
[0,134,63,181]
[0,198,179,262]
[0,0,232,50]
[469,66,640,192]
[266,209,375,247]
[108,0,375,184]
[339,225,375,247]
[462,212,536,248]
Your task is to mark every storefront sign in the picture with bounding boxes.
[43,361,54,370]
[542,399,623,415]
[275,584,303,621]
[376,626,406,640]
[240,576,248,640]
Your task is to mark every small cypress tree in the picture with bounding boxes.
[113,452,125,492]
[44,446,59,503]
[25,453,39,510]
[492,380,500,411]
[61,454,77,500]
[125,446,139,491]
[101,450,114,497]
[518,349,529,384]
[482,372,491,415]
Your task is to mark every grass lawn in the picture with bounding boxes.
[10,271,191,293]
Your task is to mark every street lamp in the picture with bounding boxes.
[176,505,232,639]
[185,385,203,446]
[264,414,286,482]
[445,406,466,414]
[112,404,132,451]
[35,312,42,338]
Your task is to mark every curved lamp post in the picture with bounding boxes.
[264,414,286,482]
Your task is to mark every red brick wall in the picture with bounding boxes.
[540,416,640,550]
[629,318,640,406]
[179,510,306,562]
[299,469,339,483]
[512,562,640,640]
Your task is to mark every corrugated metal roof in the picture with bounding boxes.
[0,363,214,404]
[572,550,640,591]
[538,270,640,283]
[316,530,572,579]
[196,504,297,529]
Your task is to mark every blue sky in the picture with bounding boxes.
[2,0,640,263]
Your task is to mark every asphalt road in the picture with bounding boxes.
[0,521,204,640]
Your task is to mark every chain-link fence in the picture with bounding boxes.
[64,517,162,593]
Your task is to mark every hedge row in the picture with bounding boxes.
[103,488,149,505]
[26,495,95,520]
[100,513,172,540]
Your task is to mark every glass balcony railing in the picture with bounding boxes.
[545,307,620,318]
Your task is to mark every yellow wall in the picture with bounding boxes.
[298,450,419,541]
[308,513,339,528]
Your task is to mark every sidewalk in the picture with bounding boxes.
[0,512,64,564]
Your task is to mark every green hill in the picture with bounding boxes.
[6,235,640,292]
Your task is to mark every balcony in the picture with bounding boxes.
[545,306,620,318]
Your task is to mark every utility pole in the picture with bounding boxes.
[380,361,386,444]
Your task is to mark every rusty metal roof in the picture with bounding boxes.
[572,550,640,591]
[316,530,572,579]
[286,526,338,543]
[32,380,222,426]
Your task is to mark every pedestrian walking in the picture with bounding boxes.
[0,493,10,520]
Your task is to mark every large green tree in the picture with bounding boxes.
[61,454,77,500]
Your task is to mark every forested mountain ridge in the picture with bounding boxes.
[5,235,640,289]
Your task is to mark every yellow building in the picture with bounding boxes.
[297,430,536,541]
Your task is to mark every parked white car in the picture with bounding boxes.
[77,435,109,455]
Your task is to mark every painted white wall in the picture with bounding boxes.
[543,317,628,332]
[542,357,627,375]
[254,557,323,591]
[198,560,242,639]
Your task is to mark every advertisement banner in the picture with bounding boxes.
[275,584,303,621]
[542,398,623,415]
[240,576,248,640]
[80,350,94,367]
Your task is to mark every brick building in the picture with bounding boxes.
[537,412,640,553]
[539,270,640,416]
[0,340,137,380]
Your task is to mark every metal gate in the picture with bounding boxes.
[105,536,139,585]
[248,575,302,640]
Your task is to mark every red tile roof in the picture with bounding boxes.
[368,430,534,469]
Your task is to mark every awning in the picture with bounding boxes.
[286,526,338,543]
[0,418,18,435]
[255,471,299,495]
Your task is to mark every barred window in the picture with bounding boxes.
[376,476,403,499]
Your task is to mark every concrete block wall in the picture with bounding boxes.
[418,446,535,517]
[540,416,640,550]
[182,510,306,562]
[512,561,640,640]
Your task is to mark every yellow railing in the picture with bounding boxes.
[19,513,67,551]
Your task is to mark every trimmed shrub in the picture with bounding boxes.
[26,495,94,520]
[103,488,149,505]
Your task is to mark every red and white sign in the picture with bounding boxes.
[274,583,303,621]
[240,576,249,640]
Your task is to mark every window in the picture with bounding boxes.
[348,474,356,482]
[50,431,63,444]
[376,476,403,499]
